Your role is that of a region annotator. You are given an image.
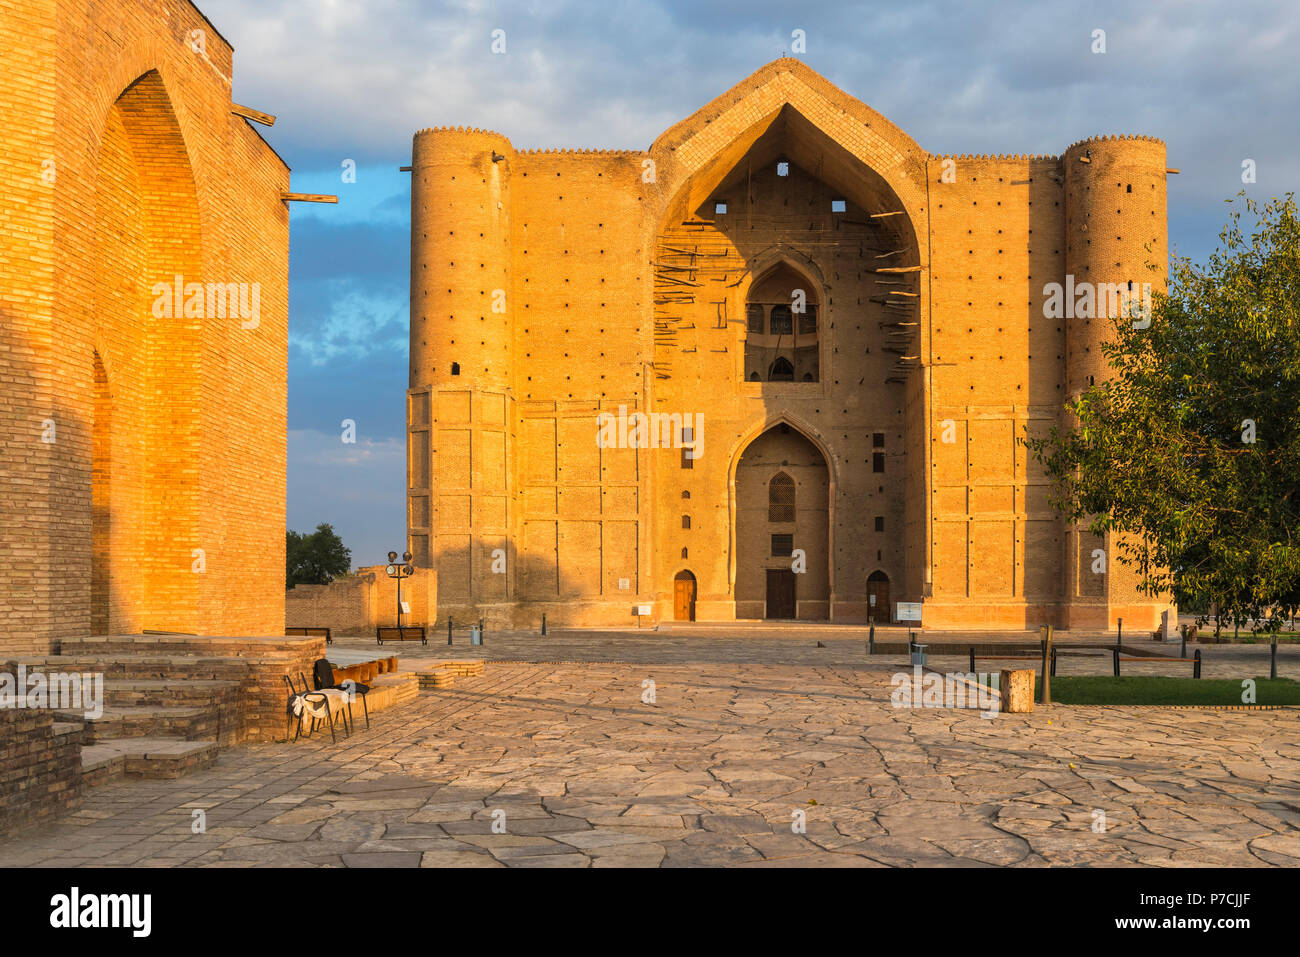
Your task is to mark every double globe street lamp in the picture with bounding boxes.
[385,551,415,628]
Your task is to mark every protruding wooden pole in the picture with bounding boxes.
[232,103,276,126]
[280,191,339,204]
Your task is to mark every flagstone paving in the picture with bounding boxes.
[0,660,1296,867]
[342,622,1299,679]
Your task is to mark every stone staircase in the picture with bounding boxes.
[6,633,434,795]
[0,632,438,836]
[17,648,238,785]
[7,633,322,788]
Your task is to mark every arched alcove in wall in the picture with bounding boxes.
[91,69,203,633]
[734,424,829,619]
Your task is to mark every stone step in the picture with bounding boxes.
[416,668,456,690]
[12,655,249,682]
[58,634,324,658]
[101,678,242,708]
[54,704,218,743]
[424,659,485,677]
[81,737,218,783]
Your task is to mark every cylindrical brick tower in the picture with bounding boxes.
[407,127,515,615]
[1062,134,1169,630]
[410,126,514,389]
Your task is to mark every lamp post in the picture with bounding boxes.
[384,550,415,629]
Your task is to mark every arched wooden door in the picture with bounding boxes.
[867,571,891,623]
[673,570,697,621]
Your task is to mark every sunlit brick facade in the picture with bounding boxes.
[408,58,1172,630]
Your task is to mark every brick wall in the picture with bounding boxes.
[286,566,437,637]
[0,695,84,838]
[0,0,289,655]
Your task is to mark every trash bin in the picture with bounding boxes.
[470,625,482,646]
[909,643,928,667]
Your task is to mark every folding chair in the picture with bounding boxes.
[312,658,370,730]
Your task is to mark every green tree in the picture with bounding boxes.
[1025,194,1300,633]
[286,523,352,587]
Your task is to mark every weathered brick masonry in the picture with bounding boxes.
[0,698,84,835]
[407,59,1174,631]
[0,0,290,655]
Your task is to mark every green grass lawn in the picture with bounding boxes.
[1036,675,1300,706]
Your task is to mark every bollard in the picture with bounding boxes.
[1039,625,1052,704]
[1180,625,1187,660]
[1271,636,1278,680]
[868,619,875,655]
[479,617,485,645]
[1050,646,1058,677]
[447,616,453,646]
[969,646,976,674]
[541,613,547,637]
[1112,647,1120,677]
[1193,648,1202,679]
[1117,618,1123,647]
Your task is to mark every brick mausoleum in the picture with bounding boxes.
[407,58,1174,631]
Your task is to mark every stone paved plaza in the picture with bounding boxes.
[1,632,1297,868]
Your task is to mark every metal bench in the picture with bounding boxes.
[376,625,426,646]
[286,626,332,646]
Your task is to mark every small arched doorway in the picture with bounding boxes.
[867,570,891,623]
[673,570,697,621]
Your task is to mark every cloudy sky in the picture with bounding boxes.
[200,0,1299,569]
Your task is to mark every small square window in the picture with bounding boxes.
[874,516,885,532]
[872,432,885,448]
[714,201,727,215]
[777,162,789,177]
[771,533,794,557]
[831,199,846,213]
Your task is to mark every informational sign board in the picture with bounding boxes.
[634,604,653,617]
[399,601,411,615]
[895,601,922,622]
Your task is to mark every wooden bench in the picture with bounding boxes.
[376,625,426,646]
[286,626,332,646]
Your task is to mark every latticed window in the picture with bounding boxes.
[768,472,795,522]
[771,533,794,557]
[798,304,817,335]
[769,305,793,336]
[747,304,765,333]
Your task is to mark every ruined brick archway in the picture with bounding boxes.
[90,70,204,634]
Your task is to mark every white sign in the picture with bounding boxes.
[634,604,652,617]
[895,602,922,622]
[399,601,411,615]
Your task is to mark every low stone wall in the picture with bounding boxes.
[286,566,437,638]
[0,703,84,838]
